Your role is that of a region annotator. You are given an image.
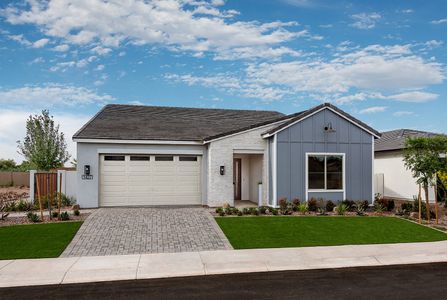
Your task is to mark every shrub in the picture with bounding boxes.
[259,206,267,214]
[292,198,300,211]
[401,202,413,213]
[336,203,348,215]
[215,207,223,214]
[52,211,59,218]
[74,209,80,216]
[224,207,233,215]
[307,198,318,212]
[278,198,288,210]
[60,211,70,221]
[232,208,240,215]
[341,200,355,211]
[412,200,435,220]
[271,208,278,215]
[27,212,40,223]
[219,211,225,217]
[16,199,33,211]
[242,208,250,215]
[237,210,243,216]
[355,201,367,216]
[375,198,395,211]
[374,203,385,214]
[317,207,328,216]
[298,203,308,215]
[326,200,335,212]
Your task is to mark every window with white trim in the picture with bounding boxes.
[308,154,343,190]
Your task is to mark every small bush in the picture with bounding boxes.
[249,207,259,216]
[218,211,225,217]
[308,198,318,212]
[259,206,267,214]
[237,210,243,216]
[401,202,413,213]
[16,199,33,212]
[336,203,348,215]
[51,211,59,218]
[298,203,308,215]
[326,200,335,212]
[60,211,70,221]
[292,198,300,211]
[375,198,395,211]
[278,197,288,209]
[74,209,80,216]
[242,208,250,215]
[27,212,40,223]
[215,207,223,214]
[341,200,355,211]
[374,203,385,214]
[355,201,367,216]
[232,208,240,215]
[271,208,278,215]
[412,200,435,220]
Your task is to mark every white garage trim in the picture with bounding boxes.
[97,148,203,155]
[99,154,202,207]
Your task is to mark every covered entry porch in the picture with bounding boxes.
[233,152,264,207]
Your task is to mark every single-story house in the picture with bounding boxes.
[73,103,380,208]
[374,129,444,202]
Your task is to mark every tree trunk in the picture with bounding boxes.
[434,184,439,225]
[424,184,430,222]
[418,184,422,224]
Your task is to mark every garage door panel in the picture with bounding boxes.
[100,154,201,206]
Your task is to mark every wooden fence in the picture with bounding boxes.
[0,171,29,187]
[34,172,58,199]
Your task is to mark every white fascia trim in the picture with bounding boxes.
[272,135,278,207]
[371,135,375,204]
[305,152,346,201]
[233,149,264,154]
[73,138,202,145]
[97,149,204,155]
[263,107,380,139]
[203,118,292,144]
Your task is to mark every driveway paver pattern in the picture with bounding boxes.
[61,207,231,257]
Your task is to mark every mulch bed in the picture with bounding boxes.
[0,212,90,227]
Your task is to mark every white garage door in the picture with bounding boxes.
[99,154,202,206]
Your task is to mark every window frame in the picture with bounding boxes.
[305,152,345,195]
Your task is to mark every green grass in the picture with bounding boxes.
[0,222,82,260]
[215,216,447,249]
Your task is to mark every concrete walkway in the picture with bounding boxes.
[2,240,447,288]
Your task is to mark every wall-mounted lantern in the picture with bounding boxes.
[220,166,225,175]
[82,165,93,180]
[324,122,336,133]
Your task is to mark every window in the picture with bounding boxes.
[130,156,150,161]
[307,154,343,190]
[155,156,174,161]
[179,156,197,162]
[104,155,125,161]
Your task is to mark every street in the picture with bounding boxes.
[2,262,447,299]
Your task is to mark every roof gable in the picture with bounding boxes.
[262,103,381,139]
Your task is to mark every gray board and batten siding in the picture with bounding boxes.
[274,108,373,203]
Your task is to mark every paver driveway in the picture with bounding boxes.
[61,207,232,257]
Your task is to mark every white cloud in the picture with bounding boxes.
[168,44,444,102]
[431,19,447,25]
[91,46,112,55]
[3,0,305,60]
[53,44,69,52]
[7,34,31,46]
[393,111,414,117]
[0,84,114,107]
[29,57,45,64]
[50,56,97,71]
[32,38,49,48]
[387,91,438,103]
[95,64,105,71]
[0,109,90,163]
[350,13,381,29]
[358,106,387,114]
[319,24,333,28]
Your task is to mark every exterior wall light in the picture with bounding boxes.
[324,122,336,133]
[220,166,225,175]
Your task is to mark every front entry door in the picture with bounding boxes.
[233,158,242,200]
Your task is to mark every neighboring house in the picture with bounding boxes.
[374,129,443,202]
[73,103,380,208]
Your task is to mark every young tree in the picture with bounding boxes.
[403,136,447,222]
[0,159,17,171]
[17,110,70,171]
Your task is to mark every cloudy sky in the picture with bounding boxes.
[0,0,446,162]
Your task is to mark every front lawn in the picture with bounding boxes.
[0,222,82,260]
[215,216,447,249]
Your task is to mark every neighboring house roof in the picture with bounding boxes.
[73,104,285,142]
[375,129,446,152]
[262,103,382,138]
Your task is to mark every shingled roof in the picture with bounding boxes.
[73,104,286,142]
[375,129,445,152]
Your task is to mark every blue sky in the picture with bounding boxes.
[0,0,446,162]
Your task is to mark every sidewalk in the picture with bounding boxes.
[1,240,447,288]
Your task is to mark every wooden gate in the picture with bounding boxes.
[34,172,57,199]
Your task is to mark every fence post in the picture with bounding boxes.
[57,170,66,195]
[29,170,36,203]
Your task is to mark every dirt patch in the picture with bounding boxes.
[0,186,30,195]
